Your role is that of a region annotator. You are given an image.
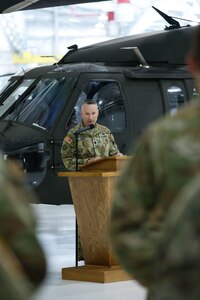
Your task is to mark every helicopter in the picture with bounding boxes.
[0,7,197,204]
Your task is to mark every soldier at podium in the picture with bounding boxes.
[61,99,122,170]
[61,99,122,261]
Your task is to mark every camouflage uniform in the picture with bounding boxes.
[61,122,120,170]
[149,174,200,300]
[110,97,200,299]
[0,157,46,300]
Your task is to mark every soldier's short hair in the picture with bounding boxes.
[81,99,99,111]
[82,99,97,106]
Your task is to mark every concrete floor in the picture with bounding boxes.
[31,204,147,300]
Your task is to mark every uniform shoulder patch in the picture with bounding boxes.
[64,136,73,144]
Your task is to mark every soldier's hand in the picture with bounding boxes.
[88,157,102,163]
[116,152,124,157]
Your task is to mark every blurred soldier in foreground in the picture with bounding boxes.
[151,174,200,300]
[110,25,200,300]
[61,99,122,170]
[0,157,46,300]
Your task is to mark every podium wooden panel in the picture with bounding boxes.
[58,156,131,283]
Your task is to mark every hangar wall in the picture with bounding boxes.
[0,0,199,86]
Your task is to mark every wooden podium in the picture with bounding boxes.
[58,156,131,283]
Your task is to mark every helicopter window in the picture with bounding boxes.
[167,86,185,116]
[5,77,76,131]
[0,79,17,98]
[67,80,126,133]
[192,87,199,98]
[0,79,34,118]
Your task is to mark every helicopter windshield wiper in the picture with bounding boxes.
[152,6,181,30]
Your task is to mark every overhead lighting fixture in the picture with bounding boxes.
[3,0,39,13]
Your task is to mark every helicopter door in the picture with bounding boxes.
[161,80,188,115]
[65,74,129,154]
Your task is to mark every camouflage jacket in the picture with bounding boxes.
[0,158,46,300]
[110,97,200,299]
[148,174,200,300]
[61,122,120,170]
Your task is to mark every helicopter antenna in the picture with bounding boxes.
[152,6,181,30]
[168,16,200,25]
[21,67,26,74]
[121,47,149,68]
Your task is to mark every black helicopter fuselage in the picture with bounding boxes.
[0,25,196,204]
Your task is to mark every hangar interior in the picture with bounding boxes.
[0,1,200,300]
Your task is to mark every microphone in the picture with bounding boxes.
[74,124,94,136]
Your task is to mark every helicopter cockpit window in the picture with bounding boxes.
[0,79,34,118]
[0,80,17,98]
[5,77,76,131]
[67,80,126,133]
[167,86,185,116]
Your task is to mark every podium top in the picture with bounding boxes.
[79,156,129,172]
[57,171,119,178]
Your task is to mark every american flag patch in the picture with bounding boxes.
[64,136,73,144]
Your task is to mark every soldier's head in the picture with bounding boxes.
[187,25,200,91]
[81,100,99,127]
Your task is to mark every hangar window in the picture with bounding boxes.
[67,80,126,133]
[167,86,185,116]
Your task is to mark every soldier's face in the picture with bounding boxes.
[81,104,99,127]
